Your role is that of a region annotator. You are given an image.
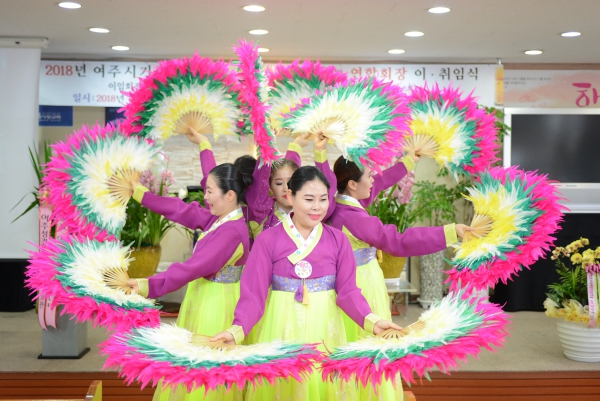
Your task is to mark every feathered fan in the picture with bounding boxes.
[100,323,324,391]
[267,59,348,133]
[406,84,499,178]
[282,77,411,171]
[43,122,160,240]
[121,53,244,144]
[26,236,161,330]
[321,289,509,388]
[233,40,280,164]
[446,166,566,291]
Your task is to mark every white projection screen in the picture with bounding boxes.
[0,48,41,259]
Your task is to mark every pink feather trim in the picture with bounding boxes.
[408,83,500,175]
[43,122,122,241]
[100,336,324,392]
[233,40,280,165]
[446,166,568,291]
[120,53,240,139]
[321,294,509,388]
[267,59,348,88]
[25,236,160,331]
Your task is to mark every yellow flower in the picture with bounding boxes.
[544,298,560,317]
[581,237,590,246]
[566,245,575,253]
[583,249,595,261]
[571,253,583,264]
[595,246,600,258]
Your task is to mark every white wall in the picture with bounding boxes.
[0,48,41,259]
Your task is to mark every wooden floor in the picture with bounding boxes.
[1,371,600,401]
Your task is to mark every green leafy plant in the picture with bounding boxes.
[119,167,178,248]
[367,172,415,233]
[406,180,463,227]
[546,238,599,307]
[11,142,52,223]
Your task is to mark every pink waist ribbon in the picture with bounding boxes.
[585,264,600,329]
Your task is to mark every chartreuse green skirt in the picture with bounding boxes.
[153,269,244,401]
[245,275,357,401]
[342,248,404,401]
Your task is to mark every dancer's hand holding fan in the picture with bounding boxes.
[282,77,411,171]
[321,289,509,388]
[406,84,499,178]
[100,323,324,391]
[446,166,567,291]
[121,53,244,144]
[26,236,161,330]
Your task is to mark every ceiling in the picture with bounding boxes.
[1,0,599,64]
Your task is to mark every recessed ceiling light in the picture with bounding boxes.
[388,49,405,54]
[111,45,129,51]
[561,31,581,37]
[249,29,268,35]
[89,27,110,33]
[58,2,81,9]
[524,50,542,55]
[243,5,265,12]
[404,31,424,37]
[428,7,450,14]
[257,47,269,53]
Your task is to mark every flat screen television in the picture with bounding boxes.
[503,108,600,213]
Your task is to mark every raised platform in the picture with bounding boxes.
[1,306,599,400]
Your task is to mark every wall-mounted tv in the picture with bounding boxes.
[503,108,600,213]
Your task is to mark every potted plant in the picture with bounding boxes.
[406,179,462,308]
[367,171,416,279]
[544,238,600,362]
[119,166,178,278]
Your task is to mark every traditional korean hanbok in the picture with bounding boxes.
[245,142,303,238]
[225,215,382,400]
[132,186,250,401]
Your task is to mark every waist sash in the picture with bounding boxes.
[353,247,377,266]
[271,274,336,293]
[208,265,244,283]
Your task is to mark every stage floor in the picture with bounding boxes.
[1,305,599,373]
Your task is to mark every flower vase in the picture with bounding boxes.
[556,320,600,362]
[418,250,445,309]
[127,245,162,278]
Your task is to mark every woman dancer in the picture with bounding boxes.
[213,166,401,400]
[128,163,251,401]
[325,156,471,400]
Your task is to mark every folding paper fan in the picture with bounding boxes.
[121,53,243,144]
[406,84,499,178]
[267,59,348,133]
[43,123,160,239]
[446,166,566,291]
[100,323,324,391]
[321,289,509,387]
[233,40,280,164]
[26,236,161,330]
[282,77,411,171]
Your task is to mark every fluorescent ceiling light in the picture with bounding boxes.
[58,2,81,9]
[111,45,129,51]
[388,49,405,54]
[89,28,110,33]
[257,47,269,53]
[561,31,581,37]
[243,5,265,12]
[404,31,424,37]
[524,50,542,55]
[428,7,450,14]
[249,29,268,35]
